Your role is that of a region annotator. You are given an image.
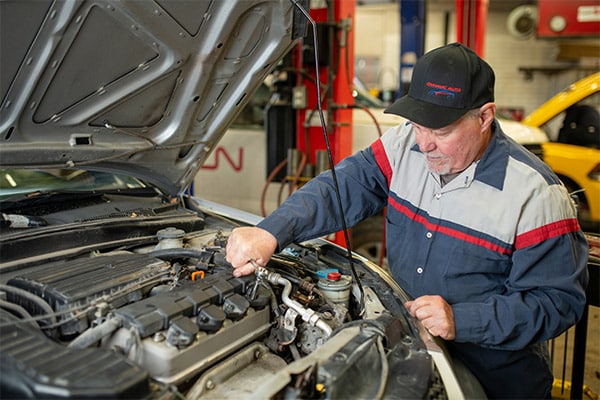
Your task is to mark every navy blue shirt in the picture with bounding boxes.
[259,120,588,397]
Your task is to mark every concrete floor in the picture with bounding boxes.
[551,306,599,399]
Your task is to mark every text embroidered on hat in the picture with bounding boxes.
[426,81,462,99]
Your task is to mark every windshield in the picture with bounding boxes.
[542,92,600,146]
[0,169,148,200]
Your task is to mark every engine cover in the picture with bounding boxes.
[7,253,170,336]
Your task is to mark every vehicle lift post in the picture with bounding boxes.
[293,0,355,247]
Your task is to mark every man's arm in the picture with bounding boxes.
[258,146,389,247]
[226,144,390,276]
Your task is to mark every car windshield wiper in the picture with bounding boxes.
[0,190,102,209]
[0,187,163,212]
[0,187,169,228]
[0,187,162,205]
[101,186,164,197]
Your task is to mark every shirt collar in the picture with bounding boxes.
[473,121,508,190]
[410,120,509,191]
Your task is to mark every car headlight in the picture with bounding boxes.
[588,163,600,181]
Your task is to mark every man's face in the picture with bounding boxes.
[412,106,493,175]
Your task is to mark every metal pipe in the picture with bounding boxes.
[256,267,332,336]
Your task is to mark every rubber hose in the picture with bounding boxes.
[68,317,123,349]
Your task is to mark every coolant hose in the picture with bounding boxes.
[0,284,57,326]
[149,248,208,260]
[68,317,123,349]
[0,299,37,329]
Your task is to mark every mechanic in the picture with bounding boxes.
[225,42,589,398]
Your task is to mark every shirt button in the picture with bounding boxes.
[435,193,442,199]
[426,232,433,238]
[416,267,423,274]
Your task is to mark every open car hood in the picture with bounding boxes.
[0,0,306,195]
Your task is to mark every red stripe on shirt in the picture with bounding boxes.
[515,218,581,250]
[372,139,392,187]
[388,196,514,255]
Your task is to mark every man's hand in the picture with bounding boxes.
[405,295,456,340]
[225,227,278,277]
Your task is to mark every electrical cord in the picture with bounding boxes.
[264,2,388,270]
[261,158,287,217]
[280,150,307,203]
[290,0,365,313]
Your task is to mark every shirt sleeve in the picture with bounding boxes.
[452,227,589,350]
[258,143,389,250]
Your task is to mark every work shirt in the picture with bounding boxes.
[258,120,589,397]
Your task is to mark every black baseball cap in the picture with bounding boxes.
[384,42,495,129]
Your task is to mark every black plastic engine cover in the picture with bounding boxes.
[0,309,150,399]
[7,253,170,336]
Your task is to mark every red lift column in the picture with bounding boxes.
[294,0,355,246]
[455,0,488,56]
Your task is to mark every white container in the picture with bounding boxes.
[317,273,352,307]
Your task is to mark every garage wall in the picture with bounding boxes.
[355,3,593,117]
[193,3,597,215]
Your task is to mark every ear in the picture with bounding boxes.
[479,103,496,132]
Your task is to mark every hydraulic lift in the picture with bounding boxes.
[264,0,357,246]
[291,1,355,184]
[455,0,488,57]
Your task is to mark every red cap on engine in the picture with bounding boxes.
[327,272,341,281]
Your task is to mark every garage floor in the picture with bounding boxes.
[551,306,599,399]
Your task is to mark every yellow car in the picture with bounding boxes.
[523,72,600,232]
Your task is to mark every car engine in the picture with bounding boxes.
[0,224,442,399]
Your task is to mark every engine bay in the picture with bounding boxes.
[0,220,441,399]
